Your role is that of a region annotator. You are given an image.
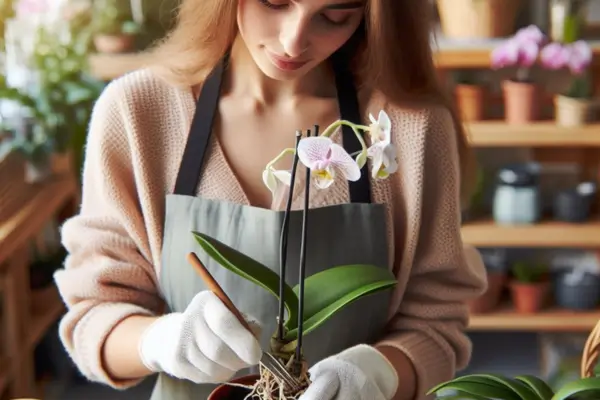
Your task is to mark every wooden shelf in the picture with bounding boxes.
[433,39,600,68]
[27,286,65,350]
[461,218,600,248]
[468,304,600,332]
[467,122,600,147]
[0,177,77,266]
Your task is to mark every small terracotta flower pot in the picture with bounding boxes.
[208,374,260,400]
[468,272,506,314]
[509,281,549,314]
[455,84,486,121]
[502,80,540,124]
[554,95,597,127]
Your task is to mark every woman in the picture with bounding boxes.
[55,0,487,399]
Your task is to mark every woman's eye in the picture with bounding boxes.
[257,0,288,10]
[321,12,351,26]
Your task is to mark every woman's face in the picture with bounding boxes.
[237,0,364,80]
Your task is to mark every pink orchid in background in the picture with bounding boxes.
[540,40,592,75]
[491,25,547,71]
[297,136,361,189]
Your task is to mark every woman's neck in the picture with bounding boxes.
[225,35,336,106]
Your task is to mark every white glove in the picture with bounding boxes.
[139,290,262,384]
[299,344,399,400]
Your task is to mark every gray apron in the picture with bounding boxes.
[151,52,393,400]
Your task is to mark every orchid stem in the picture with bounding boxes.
[277,131,302,341]
[296,125,316,362]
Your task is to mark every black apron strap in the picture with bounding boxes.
[173,56,227,196]
[173,53,371,203]
[331,53,371,204]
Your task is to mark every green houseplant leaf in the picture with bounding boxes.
[282,264,397,340]
[193,232,299,329]
[551,377,600,400]
[428,374,541,400]
[428,380,522,400]
[515,375,554,400]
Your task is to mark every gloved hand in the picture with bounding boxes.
[299,344,399,400]
[139,290,262,384]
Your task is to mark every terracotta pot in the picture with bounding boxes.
[437,0,521,39]
[209,374,260,400]
[50,151,73,175]
[554,95,597,127]
[502,80,540,124]
[509,281,549,314]
[468,272,506,314]
[455,84,486,122]
[93,34,135,54]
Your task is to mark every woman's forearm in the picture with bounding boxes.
[377,345,417,400]
[102,315,159,380]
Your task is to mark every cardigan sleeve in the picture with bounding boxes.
[54,80,164,389]
[376,106,487,399]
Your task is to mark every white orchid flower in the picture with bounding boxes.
[297,136,361,189]
[262,167,292,195]
[368,110,392,144]
[368,142,398,179]
[366,110,397,179]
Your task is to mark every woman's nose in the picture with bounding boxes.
[278,12,309,58]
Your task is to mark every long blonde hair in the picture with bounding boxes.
[148,0,475,203]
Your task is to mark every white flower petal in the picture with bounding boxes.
[377,110,392,140]
[329,143,361,181]
[262,169,278,194]
[368,144,385,179]
[297,137,333,169]
[273,169,292,186]
[369,113,377,125]
[382,145,399,175]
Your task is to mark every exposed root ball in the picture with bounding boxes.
[227,363,310,400]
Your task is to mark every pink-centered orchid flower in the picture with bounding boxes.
[540,40,592,75]
[491,25,546,70]
[297,136,361,189]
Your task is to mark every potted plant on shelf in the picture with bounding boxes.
[540,40,597,127]
[454,70,487,122]
[428,372,600,399]
[436,0,522,40]
[509,261,550,314]
[491,25,547,124]
[92,0,141,54]
[191,114,400,399]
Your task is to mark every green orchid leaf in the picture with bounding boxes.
[193,232,299,328]
[428,374,539,400]
[428,380,521,400]
[551,377,600,400]
[283,264,396,340]
[515,375,555,400]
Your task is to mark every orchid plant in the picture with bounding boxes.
[263,110,398,194]
[191,111,399,399]
[540,40,593,99]
[491,25,547,83]
[429,372,600,400]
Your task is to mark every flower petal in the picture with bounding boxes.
[491,40,519,69]
[297,137,333,169]
[540,42,568,70]
[518,40,540,67]
[262,169,278,194]
[273,169,292,186]
[382,145,399,175]
[329,143,361,181]
[377,110,392,142]
[368,144,385,179]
